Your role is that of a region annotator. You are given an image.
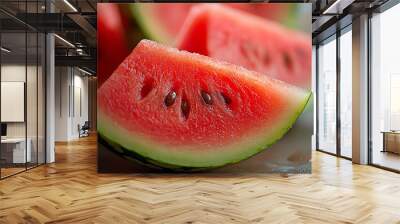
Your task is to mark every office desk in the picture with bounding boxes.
[382,131,400,154]
[1,138,31,163]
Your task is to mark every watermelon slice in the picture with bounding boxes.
[98,40,311,169]
[177,5,311,88]
[131,3,291,45]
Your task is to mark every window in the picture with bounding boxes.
[370,3,400,171]
[339,27,352,158]
[317,36,337,154]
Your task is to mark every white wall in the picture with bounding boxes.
[1,65,26,139]
[55,66,70,141]
[70,73,89,139]
[1,65,39,138]
[55,67,89,141]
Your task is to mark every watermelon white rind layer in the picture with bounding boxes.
[98,40,311,169]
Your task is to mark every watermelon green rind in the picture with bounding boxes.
[98,91,311,169]
[99,134,210,172]
[130,4,173,44]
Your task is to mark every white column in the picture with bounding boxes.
[45,0,56,163]
[46,32,55,163]
[352,14,369,164]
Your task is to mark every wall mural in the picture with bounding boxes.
[97,3,313,173]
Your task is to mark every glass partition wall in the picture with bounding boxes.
[1,31,27,177]
[0,3,46,179]
[316,26,353,159]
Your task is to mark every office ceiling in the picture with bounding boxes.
[1,32,45,64]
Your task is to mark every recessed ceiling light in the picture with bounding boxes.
[63,0,78,12]
[54,34,75,48]
[78,67,93,76]
[1,47,11,53]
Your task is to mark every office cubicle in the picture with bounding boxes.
[0,1,46,179]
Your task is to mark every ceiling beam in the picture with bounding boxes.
[11,13,82,32]
[312,15,335,33]
[322,0,356,14]
[55,55,96,72]
[67,13,97,39]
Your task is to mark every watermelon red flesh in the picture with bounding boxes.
[177,5,311,89]
[98,40,310,168]
[131,3,290,45]
[98,3,130,87]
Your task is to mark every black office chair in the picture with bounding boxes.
[79,121,90,138]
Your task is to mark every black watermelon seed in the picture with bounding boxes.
[181,99,190,119]
[221,92,231,105]
[201,91,213,105]
[164,91,177,107]
[283,53,293,71]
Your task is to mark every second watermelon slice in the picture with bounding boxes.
[177,4,311,89]
[131,3,291,45]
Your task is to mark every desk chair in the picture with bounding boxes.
[78,121,90,138]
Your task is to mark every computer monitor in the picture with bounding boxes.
[1,123,7,137]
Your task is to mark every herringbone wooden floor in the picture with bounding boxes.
[1,135,400,224]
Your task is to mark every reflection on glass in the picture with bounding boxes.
[318,37,337,154]
[0,1,46,179]
[1,31,27,177]
[371,4,400,171]
[340,29,352,158]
